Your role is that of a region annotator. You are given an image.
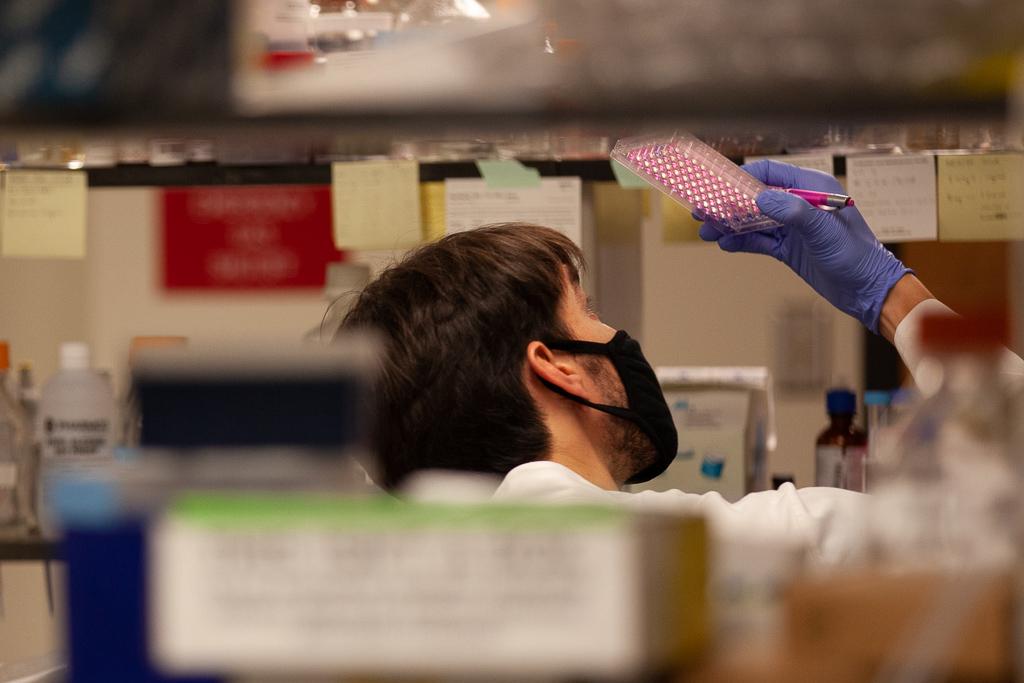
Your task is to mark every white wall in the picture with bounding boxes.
[639,199,863,487]
[0,258,87,388]
[86,188,331,395]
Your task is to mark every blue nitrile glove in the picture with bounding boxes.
[698,160,911,334]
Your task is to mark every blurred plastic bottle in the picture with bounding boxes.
[39,343,116,534]
[40,343,115,462]
[0,342,31,528]
[815,388,867,490]
[870,314,1017,570]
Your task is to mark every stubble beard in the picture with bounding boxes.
[582,357,658,484]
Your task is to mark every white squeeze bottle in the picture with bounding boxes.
[39,343,116,514]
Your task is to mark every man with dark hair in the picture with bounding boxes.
[340,162,1021,563]
[342,224,588,489]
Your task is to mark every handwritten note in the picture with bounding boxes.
[844,154,937,242]
[445,177,582,246]
[743,152,834,176]
[331,160,421,250]
[937,153,1024,241]
[1,170,87,258]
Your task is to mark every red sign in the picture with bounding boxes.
[162,185,343,290]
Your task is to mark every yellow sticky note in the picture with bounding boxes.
[420,182,446,242]
[937,153,1024,241]
[1,169,87,258]
[593,182,643,244]
[661,195,704,243]
[331,160,422,250]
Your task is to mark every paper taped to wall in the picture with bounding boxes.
[445,177,582,246]
[420,182,447,242]
[1,169,88,259]
[937,153,1024,241]
[331,161,421,250]
[845,154,937,242]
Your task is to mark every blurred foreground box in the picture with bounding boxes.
[151,496,708,679]
[785,570,1013,681]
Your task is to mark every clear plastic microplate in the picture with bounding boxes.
[611,133,783,234]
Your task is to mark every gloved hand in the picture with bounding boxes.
[698,160,911,334]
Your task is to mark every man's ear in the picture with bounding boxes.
[525,341,590,399]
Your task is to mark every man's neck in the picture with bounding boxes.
[531,384,620,491]
[546,449,618,491]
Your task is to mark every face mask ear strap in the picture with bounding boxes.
[538,378,630,417]
[538,378,666,454]
[544,339,612,355]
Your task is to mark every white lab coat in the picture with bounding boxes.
[493,299,1024,565]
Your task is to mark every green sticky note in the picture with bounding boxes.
[474,160,541,188]
[610,160,650,189]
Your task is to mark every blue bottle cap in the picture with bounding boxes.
[863,390,892,406]
[826,388,856,415]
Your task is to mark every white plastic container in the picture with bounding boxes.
[38,343,116,534]
[39,343,115,466]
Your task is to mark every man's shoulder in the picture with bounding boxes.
[493,461,693,512]
[494,461,617,504]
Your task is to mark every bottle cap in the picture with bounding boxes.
[59,342,91,370]
[826,388,856,415]
[863,390,891,406]
[919,312,1007,351]
[0,341,8,371]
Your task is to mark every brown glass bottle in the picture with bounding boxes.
[815,389,867,490]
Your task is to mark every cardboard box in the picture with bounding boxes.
[635,367,775,501]
[784,570,1013,681]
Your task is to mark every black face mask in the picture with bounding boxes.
[539,330,678,485]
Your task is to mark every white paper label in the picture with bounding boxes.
[845,154,938,242]
[41,415,112,462]
[152,516,636,676]
[445,177,583,246]
[815,445,844,488]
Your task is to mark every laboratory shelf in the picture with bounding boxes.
[0,535,60,562]
[83,160,620,187]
